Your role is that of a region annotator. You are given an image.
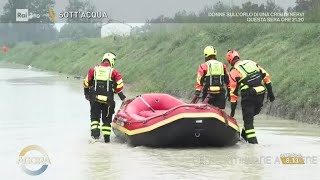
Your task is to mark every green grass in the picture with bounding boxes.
[1,23,319,123]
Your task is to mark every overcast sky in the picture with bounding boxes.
[1,0,297,23]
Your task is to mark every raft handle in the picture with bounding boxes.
[195,132,201,138]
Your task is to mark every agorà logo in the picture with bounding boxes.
[17,145,51,176]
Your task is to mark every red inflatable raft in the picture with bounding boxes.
[112,93,240,147]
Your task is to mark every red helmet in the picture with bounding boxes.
[226,50,240,64]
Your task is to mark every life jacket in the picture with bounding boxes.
[234,60,265,93]
[92,66,114,101]
[204,60,225,93]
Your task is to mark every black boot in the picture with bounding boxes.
[247,137,258,144]
[104,135,110,143]
[243,127,258,144]
[91,128,100,139]
[241,128,247,142]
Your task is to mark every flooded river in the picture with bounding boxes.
[0,64,320,180]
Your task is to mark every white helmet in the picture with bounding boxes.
[102,52,116,67]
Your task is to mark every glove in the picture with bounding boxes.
[226,88,231,101]
[190,95,198,104]
[268,92,275,102]
[191,90,201,104]
[230,101,237,117]
[118,91,127,101]
[84,88,90,95]
[85,94,90,101]
[194,90,201,96]
[265,83,275,102]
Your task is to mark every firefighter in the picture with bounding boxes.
[226,50,275,144]
[83,52,126,143]
[192,46,230,109]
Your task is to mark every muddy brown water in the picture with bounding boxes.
[0,64,319,180]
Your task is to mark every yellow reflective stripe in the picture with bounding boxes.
[112,112,240,135]
[84,75,89,87]
[91,125,99,130]
[234,67,247,82]
[84,81,89,87]
[209,86,220,92]
[258,65,270,83]
[240,84,249,91]
[96,95,108,102]
[253,86,265,93]
[102,131,111,135]
[245,129,255,134]
[230,87,238,102]
[101,126,111,130]
[196,73,201,84]
[117,82,123,89]
[230,87,237,96]
[247,134,256,139]
[91,121,99,125]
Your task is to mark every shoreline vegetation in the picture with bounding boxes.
[1,23,319,124]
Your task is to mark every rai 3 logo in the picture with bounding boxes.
[16,9,40,22]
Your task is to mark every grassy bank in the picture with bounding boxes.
[1,23,319,124]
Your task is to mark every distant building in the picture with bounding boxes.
[101,23,131,37]
[101,23,144,37]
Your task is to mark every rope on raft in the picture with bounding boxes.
[115,95,236,128]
